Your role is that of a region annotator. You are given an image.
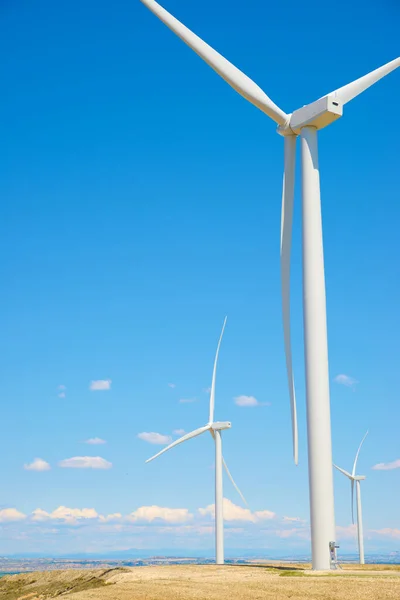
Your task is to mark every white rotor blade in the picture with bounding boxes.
[222,456,248,507]
[333,463,353,480]
[352,430,369,477]
[280,135,298,465]
[140,0,288,125]
[209,429,247,506]
[327,57,400,105]
[209,316,227,424]
[146,425,210,463]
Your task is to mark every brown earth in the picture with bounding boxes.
[1,563,400,600]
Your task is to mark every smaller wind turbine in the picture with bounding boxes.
[334,431,369,564]
[146,317,246,565]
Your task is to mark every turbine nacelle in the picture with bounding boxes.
[277,96,343,137]
[210,421,231,431]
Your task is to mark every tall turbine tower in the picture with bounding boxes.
[145,317,246,565]
[139,0,399,570]
[334,431,369,565]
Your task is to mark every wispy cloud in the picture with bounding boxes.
[234,395,269,407]
[275,527,310,540]
[128,506,193,524]
[204,387,211,394]
[58,456,112,469]
[89,379,112,391]
[138,432,172,445]
[372,459,400,471]
[370,528,400,539]
[334,374,358,387]
[168,383,176,389]
[199,499,276,523]
[179,398,197,404]
[24,458,51,472]
[336,524,357,539]
[0,508,27,523]
[173,429,185,436]
[58,384,66,399]
[254,509,276,521]
[84,438,106,445]
[283,516,306,523]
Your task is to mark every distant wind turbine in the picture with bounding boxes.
[146,317,246,565]
[139,0,399,569]
[334,431,369,564]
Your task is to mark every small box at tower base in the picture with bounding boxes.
[329,541,341,569]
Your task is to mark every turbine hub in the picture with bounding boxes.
[277,96,343,136]
[211,421,231,431]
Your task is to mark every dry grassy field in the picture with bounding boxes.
[1,563,400,600]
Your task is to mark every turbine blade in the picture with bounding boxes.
[352,430,369,477]
[209,429,248,507]
[280,135,298,465]
[351,479,355,525]
[209,317,227,424]
[146,425,210,463]
[333,463,353,479]
[139,0,288,125]
[222,456,248,506]
[327,57,400,105]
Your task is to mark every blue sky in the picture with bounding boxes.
[0,0,399,556]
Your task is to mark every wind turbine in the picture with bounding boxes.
[334,431,369,565]
[146,317,246,565]
[139,0,400,570]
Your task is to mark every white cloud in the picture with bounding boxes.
[89,379,112,391]
[85,438,106,445]
[58,392,66,398]
[168,383,176,389]
[0,508,26,523]
[128,506,193,524]
[234,395,269,407]
[199,499,275,523]
[179,398,197,404]
[334,374,358,387]
[137,432,172,445]
[24,458,51,472]
[58,385,66,390]
[372,459,400,471]
[58,456,112,469]
[98,513,123,523]
[204,387,211,394]
[173,429,185,436]
[31,509,51,522]
[32,506,99,525]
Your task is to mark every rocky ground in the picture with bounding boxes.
[1,563,400,599]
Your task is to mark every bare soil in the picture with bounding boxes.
[1,563,399,600]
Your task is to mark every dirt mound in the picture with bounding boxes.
[0,567,128,599]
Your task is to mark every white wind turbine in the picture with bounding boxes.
[334,431,369,565]
[139,0,400,570]
[146,317,246,565]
